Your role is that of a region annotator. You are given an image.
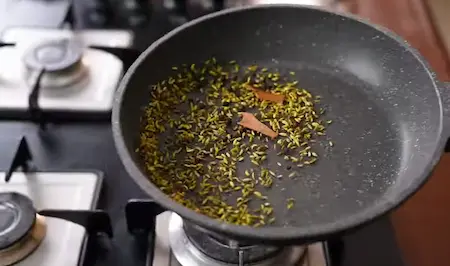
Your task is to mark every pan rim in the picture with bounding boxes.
[112,4,444,242]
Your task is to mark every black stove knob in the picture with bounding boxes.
[123,0,150,27]
[88,9,108,26]
[85,1,113,27]
[163,0,188,25]
[128,14,148,27]
[123,0,139,10]
[72,0,114,28]
[172,0,187,13]
[161,0,177,11]
[185,0,224,19]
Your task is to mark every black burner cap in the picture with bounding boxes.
[23,38,83,72]
[0,192,36,250]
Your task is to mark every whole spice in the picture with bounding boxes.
[238,112,278,139]
[287,198,295,209]
[138,59,330,227]
[247,85,285,103]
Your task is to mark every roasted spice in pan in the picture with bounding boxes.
[287,198,296,210]
[138,59,330,226]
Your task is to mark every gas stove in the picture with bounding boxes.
[151,212,328,266]
[0,173,104,266]
[0,28,135,121]
[0,0,405,266]
[0,138,112,266]
[0,133,403,266]
[0,136,329,266]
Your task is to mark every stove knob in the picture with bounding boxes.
[163,0,177,11]
[86,1,113,27]
[123,0,139,10]
[72,0,114,28]
[186,0,223,19]
[88,10,108,26]
[123,0,150,27]
[128,14,148,27]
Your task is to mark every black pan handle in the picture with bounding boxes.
[438,81,450,152]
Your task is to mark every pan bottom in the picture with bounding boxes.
[247,63,403,227]
[169,213,307,266]
[140,60,404,229]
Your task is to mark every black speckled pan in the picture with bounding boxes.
[112,4,450,244]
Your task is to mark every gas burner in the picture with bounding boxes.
[23,38,83,72]
[0,192,47,266]
[22,38,88,90]
[0,28,130,119]
[0,215,46,266]
[0,136,111,266]
[168,213,306,266]
[0,171,110,266]
[25,61,88,93]
[183,222,281,264]
[0,192,39,250]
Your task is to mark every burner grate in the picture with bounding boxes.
[0,28,130,121]
[168,213,308,266]
[123,198,331,266]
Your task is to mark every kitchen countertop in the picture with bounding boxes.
[427,0,450,57]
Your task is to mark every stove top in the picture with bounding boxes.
[0,171,103,266]
[0,28,125,120]
[0,0,405,266]
[0,128,405,266]
[153,212,328,266]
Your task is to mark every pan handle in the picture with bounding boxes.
[438,81,450,151]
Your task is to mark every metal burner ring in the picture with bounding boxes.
[183,222,281,263]
[23,38,83,72]
[168,213,306,266]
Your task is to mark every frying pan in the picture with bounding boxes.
[112,4,450,244]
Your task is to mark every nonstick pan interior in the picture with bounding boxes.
[113,5,442,242]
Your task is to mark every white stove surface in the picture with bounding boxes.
[1,28,134,49]
[151,212,328,266]
[0,171,102,266]
[0,28,124,113]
